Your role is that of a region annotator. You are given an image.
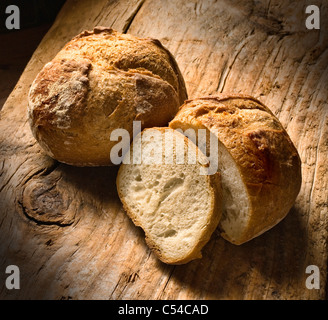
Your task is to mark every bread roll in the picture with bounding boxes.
[116,127,222,264]
[169,94,302,245]
[28,27,187,166]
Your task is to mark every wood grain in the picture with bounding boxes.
[0,0,327,299]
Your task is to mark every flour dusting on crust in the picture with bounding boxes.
[28,59,90,130]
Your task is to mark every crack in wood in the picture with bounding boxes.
[216,35,252,93]
[308,115,327,210]
[18,199,74,228]
[158,265,175,299]
[122,0,145,33]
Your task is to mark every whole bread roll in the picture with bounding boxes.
[28,27,187,166]
[169,94,302,245]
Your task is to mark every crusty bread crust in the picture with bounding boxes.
[116,127,222,264]
[28,27,187,166]
[169,95,302,244]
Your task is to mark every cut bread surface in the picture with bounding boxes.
[169,122,250,244]
[117,127,221,264]
[213,139,249,243]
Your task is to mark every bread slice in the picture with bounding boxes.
[169,95,302,245]
[116,127,222,264]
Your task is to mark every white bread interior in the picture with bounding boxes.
[117,127,221,264]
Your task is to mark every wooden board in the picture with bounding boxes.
[0,0,327,300]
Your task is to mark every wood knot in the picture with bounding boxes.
[20,170,75,226]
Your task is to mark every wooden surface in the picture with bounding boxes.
[0,24,52,110]
[0,0,327,300]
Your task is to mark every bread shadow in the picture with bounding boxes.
[58,162,120,198]
[158,205,308,299]
[57,162,308,299]
[30,158,309,299]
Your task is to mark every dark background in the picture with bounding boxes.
[0,0,66,109]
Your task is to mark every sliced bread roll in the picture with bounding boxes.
[116,127,222,264]
[169,95,302,245]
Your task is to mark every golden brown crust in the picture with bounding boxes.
[28,27,187,166]
[116,127,222,264]
[169,95,302,244]
[59,27,187,104]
